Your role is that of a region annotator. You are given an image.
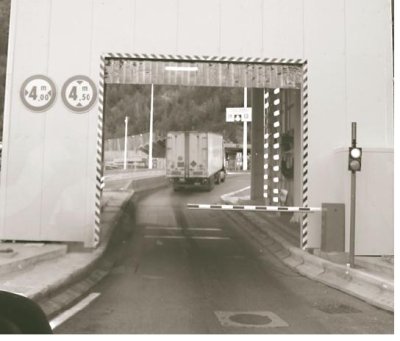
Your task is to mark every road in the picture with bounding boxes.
[55,173,393,334]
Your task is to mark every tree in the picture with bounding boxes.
[0,0,11,139]
[104,84,245,143]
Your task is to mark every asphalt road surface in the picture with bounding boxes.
[55,174,393,334]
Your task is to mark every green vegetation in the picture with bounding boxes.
[105,84,249,143]
[0,0,10,138]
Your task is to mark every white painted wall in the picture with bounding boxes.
[332,148,393,255]
[0,0,393,253]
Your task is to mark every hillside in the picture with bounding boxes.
[0,0,10,139]
[105,84,249,144]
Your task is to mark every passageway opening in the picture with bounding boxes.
[96,54,308,248]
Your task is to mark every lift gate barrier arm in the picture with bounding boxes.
[187,204,322,213]
[187,204,322,250]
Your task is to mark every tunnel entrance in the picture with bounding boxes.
[97,54,308,248]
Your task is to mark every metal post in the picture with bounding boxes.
[123,116,128,170]
[349,172,356,267]
[149,84,154,169]
[250,88,265,203]
[349,122,357,267]
[243,87,248,171]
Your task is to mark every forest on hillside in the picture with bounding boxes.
[104,84,250,144]
[0,0,10,138]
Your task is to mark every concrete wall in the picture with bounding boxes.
[0,0,393,253]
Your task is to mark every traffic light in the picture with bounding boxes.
[348,146,362,172]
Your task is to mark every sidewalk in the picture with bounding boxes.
[221,190,394,312]
[0,171,167,318]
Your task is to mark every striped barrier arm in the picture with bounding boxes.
[187,204,321,213]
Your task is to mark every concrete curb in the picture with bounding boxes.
[0,244,67,277]
[36,177,168,317]
[30,190,136,306]
[221,196,394,313]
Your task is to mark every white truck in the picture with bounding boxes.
[166,131,226,191]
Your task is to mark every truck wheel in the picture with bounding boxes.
[207,176,215,191]
[215,172,221,185]
[221,171,226,183]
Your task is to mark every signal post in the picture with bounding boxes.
[348,122,362,267]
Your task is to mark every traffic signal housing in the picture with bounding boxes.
[348,147,362,172]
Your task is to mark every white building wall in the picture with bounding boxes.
[0,0,393,252]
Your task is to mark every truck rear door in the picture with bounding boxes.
[166,132,185,177]
[188,132,208,178]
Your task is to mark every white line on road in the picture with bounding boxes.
[145,226,222,232]
[144,235,231,241]
[226,171,250,175]
[221,186,251,198]
[49,292,101,330]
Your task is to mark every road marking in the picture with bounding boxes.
[145,226,222,232]
[49,292,101,330]
[221,186,251,198]
[144,235,230,240]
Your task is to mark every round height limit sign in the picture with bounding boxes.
[62,75,97,113]
[20,75,56,112]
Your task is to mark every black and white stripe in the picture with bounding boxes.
[103,53,306,65]
[187,204,321,213]
[272,88,281,204]
[94,55,106,247]
[302,62,309,250]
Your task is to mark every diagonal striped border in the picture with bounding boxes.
[301,62,309,250]
[102,53,305,65]
[96,53,309,249]
[93,55,106,247]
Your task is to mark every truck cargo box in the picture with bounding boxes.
[166,131,224,180]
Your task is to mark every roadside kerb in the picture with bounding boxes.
[31,190,135,303]
[0,244,68,277]
[221,194,394,312]
[34,175,168,317]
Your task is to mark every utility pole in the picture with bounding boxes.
[243,87,248,171]
[123,116,129,170]
[149,84,154,169]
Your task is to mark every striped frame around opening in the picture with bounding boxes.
[301,62,309,250]
[93,55,106,247]
[95,53,309,249]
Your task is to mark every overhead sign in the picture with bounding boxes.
[20,75,56,112]
[61,75,97,113]
[226,107,252,122]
